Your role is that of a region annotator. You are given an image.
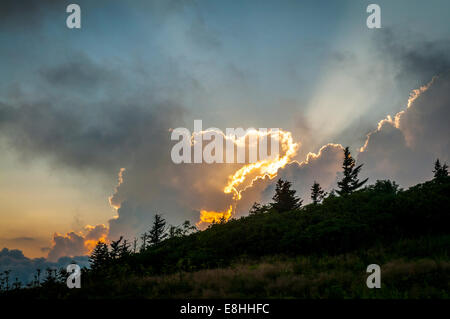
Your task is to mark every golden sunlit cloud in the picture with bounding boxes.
[83,224,108,252]
[223,130,299,201]
[197,130,299,228]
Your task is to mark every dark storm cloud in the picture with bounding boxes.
[374,28,450,84]
[0,0,194,34]
[0,0,61,30]
[0,100,177,172]
[0,55,186,173]
[39,53,117,90]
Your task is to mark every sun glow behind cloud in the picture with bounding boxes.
[197,129,299,228]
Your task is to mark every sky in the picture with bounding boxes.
[0,0,449,278]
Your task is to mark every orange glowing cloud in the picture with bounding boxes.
[47,224,109,261]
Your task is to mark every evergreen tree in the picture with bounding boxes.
[89,241,109,272]
[433,159,449,182]
[337,147,368,196]
[271,179,302,212]
[109,236,123,260]
[311,181,327,204]
[148,214,168,246]
[109,236,130,259]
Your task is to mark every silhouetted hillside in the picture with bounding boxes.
[2,176,449,299]
[108,178,449,276]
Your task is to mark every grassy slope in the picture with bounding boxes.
[116,236,450,298]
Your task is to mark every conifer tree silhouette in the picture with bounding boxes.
[148,214,168,246]
[433,158,449,182]
[311,181,327,204]
[89,241,109,272]
[337,147,368,196]
[272,179,302,212]
[109,236,123,260]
